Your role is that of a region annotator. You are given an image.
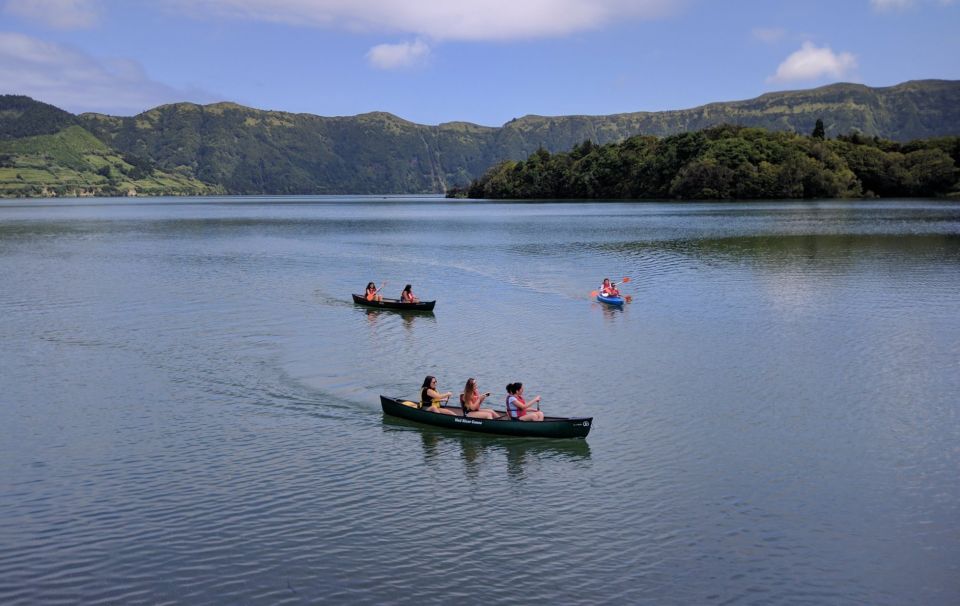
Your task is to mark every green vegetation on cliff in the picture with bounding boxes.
[0,125,221,197]
[458,125,960,200]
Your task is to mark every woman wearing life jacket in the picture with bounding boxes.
[599,278,620,297]
[505,382,544,421]
[400,284,419,303]
[365,281,384,302]
[460,378,500,419]
[420,375,456,416]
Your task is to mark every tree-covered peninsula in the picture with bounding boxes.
[455,124,960,200]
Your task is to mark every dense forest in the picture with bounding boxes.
[455,123,960,200]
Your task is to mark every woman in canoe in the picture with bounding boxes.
[460,378,500,419]
[599,278,620,297]
[505,382,544,421]
[400,284,419,303]
[420,375,456,416]
[365,281,384,302]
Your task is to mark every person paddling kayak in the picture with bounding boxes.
[599,278,620,297]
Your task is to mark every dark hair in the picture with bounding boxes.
[403,284,412,293]
[421,375,436,389]
[506,382,522,394]
[367,282,376,290]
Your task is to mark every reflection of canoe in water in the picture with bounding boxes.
[352,294,436,311]
[596,293,625,306]
[380,396,592,439]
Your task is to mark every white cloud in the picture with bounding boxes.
[0,32,219,114]
[752,27,786,44]
[366,38,430,70]
[870,0,914,9]
[2,0,100,29]
[767,41,857,83]
[870,0,955,9]
[167,0,680,41]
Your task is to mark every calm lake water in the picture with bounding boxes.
[1,196,958,604]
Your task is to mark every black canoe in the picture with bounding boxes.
[380,395,592,439]
[352,294,436,311]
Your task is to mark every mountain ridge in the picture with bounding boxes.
[2,79,959,196]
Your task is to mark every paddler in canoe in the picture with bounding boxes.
[365,281,384,302]
[420,375,456,416]
[460,378,502,419]
[505,382,544,421]
[400,284,419,303]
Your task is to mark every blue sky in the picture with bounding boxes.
[1,0,958,126]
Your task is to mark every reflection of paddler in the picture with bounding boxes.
[420,375,456,416]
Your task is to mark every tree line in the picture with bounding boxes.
[453,123,960,200]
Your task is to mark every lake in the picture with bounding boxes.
[1,196,958,604]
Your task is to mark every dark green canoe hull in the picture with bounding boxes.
[352,294,436,311]
[380,396,592,439]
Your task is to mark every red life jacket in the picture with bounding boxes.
[506,394,526,419]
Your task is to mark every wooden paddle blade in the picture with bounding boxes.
[590,290,598,297]
[621,277,631,283]
[625,295,633,302]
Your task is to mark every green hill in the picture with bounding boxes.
[2,79,959,197]
[0,95,77,140]
[498,80,960,153]
[77,103,498,195]
[0,125,221,197]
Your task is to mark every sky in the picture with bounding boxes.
[1,0,958,126]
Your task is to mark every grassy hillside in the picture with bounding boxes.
[0,125,221,197]
[2,79,959,197]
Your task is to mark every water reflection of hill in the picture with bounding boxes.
[381,416,591,479]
